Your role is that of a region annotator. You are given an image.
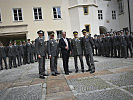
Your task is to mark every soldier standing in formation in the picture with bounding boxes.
[47,32,60,76]
[81,29,95,73]
[35,30,48,79]
[93,30,133,58]
[71,31,84,73]
[0,42,7,70]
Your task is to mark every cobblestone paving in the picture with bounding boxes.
[0,56,133,100]
[62,57,133,100]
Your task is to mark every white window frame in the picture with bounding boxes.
[98,10,103,20]
[0,9,2,22]
[12,8,23,22]
[33,7,43,21]
[52,7,62,19]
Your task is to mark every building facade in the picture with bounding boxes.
[0,0,132,44]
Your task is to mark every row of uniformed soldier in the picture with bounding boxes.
[0,40,37,70]
[35,29,95,79]
[93,30,133,58]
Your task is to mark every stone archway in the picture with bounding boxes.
[99,26,107,34]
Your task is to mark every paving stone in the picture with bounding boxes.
[46,91,75,100]
[47,85,71,94]
[93,70,113,76]
[76,89,133,100]
[123,87,133,94]
[2,84,42,100]
[67,77,113,93]
[98,71,133,87]
[47,79,68,89]
[65,72,94,80]
[30,78,45,85]
[13,80,32,87]
[109,67,133,73]
[0,82,13,90]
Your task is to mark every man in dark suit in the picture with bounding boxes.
[0,42,8,70]
[35,30,48,79]
[18,41,24,65]
[59,31,72,75]
[81,29,95,73]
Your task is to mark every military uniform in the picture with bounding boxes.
[120,33,127,58]
[71,31,84,73]
[0,42,7,70]
[18,42,24,65]
[23,41,27,65]
[26,40,32,64]
[47,32,60,75]
[81,29,95,73]
[7,42,15,68]
[125,32,133,57]
[35,30,47,78]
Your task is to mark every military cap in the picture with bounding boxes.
[94,34,97,37]
[82,29,87,33]
[73,31,78,35]
[50,31,54,36]
[27,39,30,41]
[37,30,44,34]
[9,41,12,44]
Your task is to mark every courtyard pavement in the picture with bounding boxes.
[0,56,133,100]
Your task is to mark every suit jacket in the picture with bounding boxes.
[47,39,59,57]
[59,38,71,54]
[35,37,46,57]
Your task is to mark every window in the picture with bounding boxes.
[53,7,61,19]
[118,0,124,14]
[98,10,103,20]
[33,7,43,20]
[13,8,23,21]
[0,10,1,22]
[83,6,88,15]
[85,25,90,33]
[57,30,62,39]
[112,11,116,20]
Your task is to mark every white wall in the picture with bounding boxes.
[97,0,120,32]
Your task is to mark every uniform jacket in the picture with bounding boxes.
[47,39,59,57]
[35,37,47,57]
[71,37,83,56]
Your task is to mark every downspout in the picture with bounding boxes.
[127,0,131,33]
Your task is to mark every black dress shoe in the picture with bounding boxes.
[65,73,69,75]
[1,67,3,70]
[55,72,60,75]
[69,71,72,73]
[39,75,45,79]
[43,74,48,76]
[82,70,84,73]
[75,70,78,73]
[86,69,91,72]
[52,73,57,76]
[90,70,95,74]
[5,67,8,70]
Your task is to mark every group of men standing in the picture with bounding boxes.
[0,39,37,70]
[93,30,133,58]
[35,29,95,79]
